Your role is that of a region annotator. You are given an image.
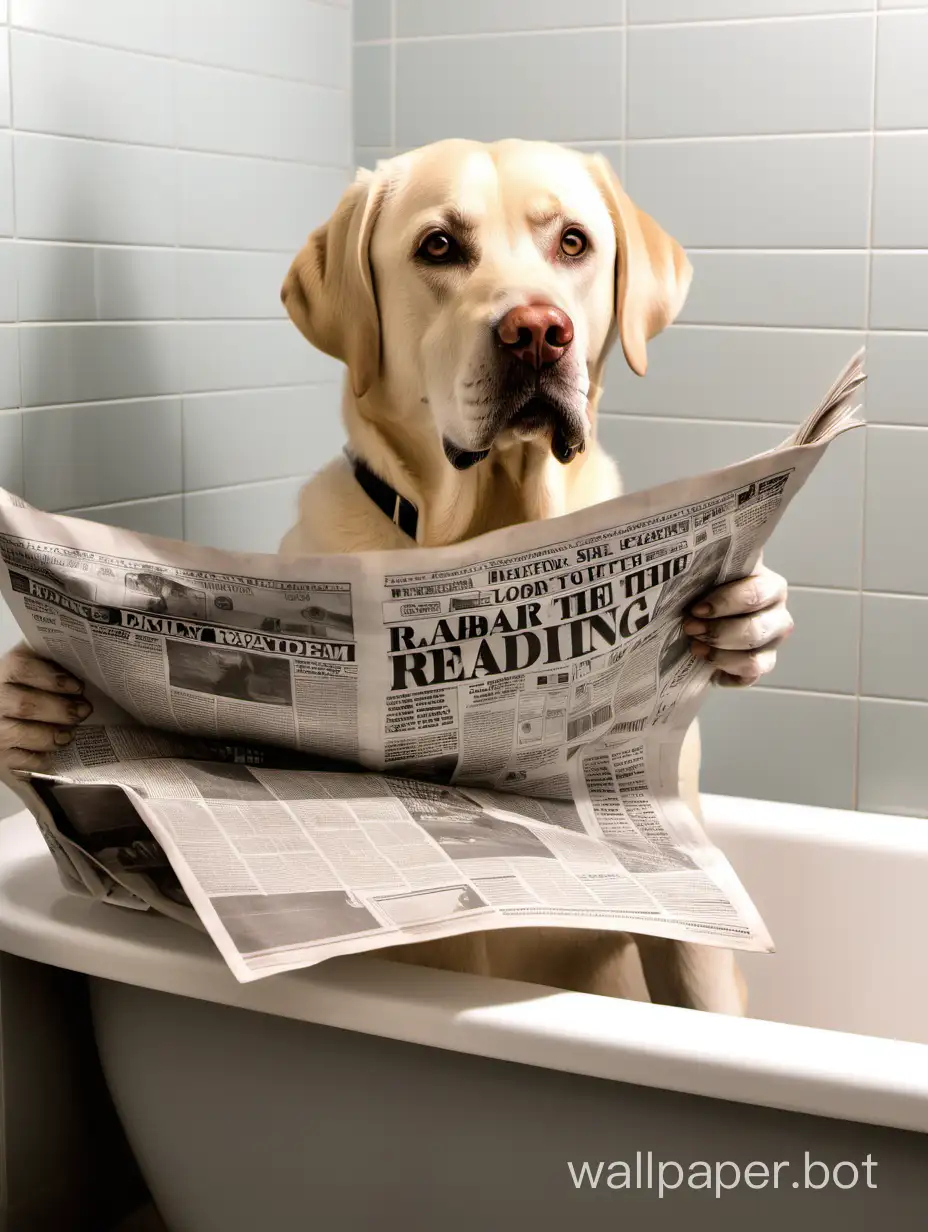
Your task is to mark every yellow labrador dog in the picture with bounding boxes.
[0,139,792,1014]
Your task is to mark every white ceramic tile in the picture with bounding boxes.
[355,146,394,169]
[869,254,928,331]
[0,596,20,656]
[861,595,928,702]
[15,134,177,244]
[23,398,182,511]
[865,332,928,425]
[699,686,857,809]
[183,384,344,489]
[872,133,928,248]
[601,326,864,421]
[863,426,928,594]
[0,134,15,236]
[176,0,350,88]
[858,699,928,817]
[354,44,391,149]
[598,415,865,588]
[178,152,347,251]
[19,323,180,406]
[17,244,178,321]
[184,477,305,553]
[0,243,16,321]
[0,33,10,129]
[398,0,621,35]
[177,251,289,320]
[627,16,873,137]
[11,0,174,55]
[876,10,928,130]
[11,31,172,146]
[67,495,184,540]
[396,31,624,147]
[178,322,340,394]
[175,64,350,166]
[763,587,861,696]
[630,0,871,16]
[0,329,20,410]
[678,253,869,329]
[625,136,870,248]
[0,411,22,494]
[354,0,391,41]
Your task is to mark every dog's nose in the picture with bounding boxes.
[496,304,574,369]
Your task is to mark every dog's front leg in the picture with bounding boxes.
[634,935,747,1015]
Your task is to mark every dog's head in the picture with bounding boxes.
[282,139,691,469]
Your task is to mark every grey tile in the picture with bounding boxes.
[0,328,20,409]
[598,415,865,587]
[354,0,390,41]
[179,152,348,251]
[858,699,928,817]
[699,686,857,809]
[23,399,182,511]
[175,64,350,166]
[398,0,621,36]
[625,136,870,249]
[177,0,350,88]
[17,244,178,321]
[0,135,15,236]
[11,31,173,146]
[601,326,864,421]
[11,0,174,56]
[876,10,928,129]
[0,411,22,494]
[628,17,873,138]
[15,133,177,245]
[764,587,860,696]
[354,44,391,149]
[184,477,306,553]
[872,133,928,248]
[863,426,928,593]
[0,595,20,655]
[183,384,344,489]
[0,30,10,129]
[630,0,871,16]
[67,495,184,540]
[866,332,928,425]
[19,324,180,406]
[396,31,624,147]
[869,254,928,331]
[678,252,869,329]
[861,594,928,702]
[355,146,394,169]
[0,242,16,321]
[178,322,340,394]
[177,251,289,319]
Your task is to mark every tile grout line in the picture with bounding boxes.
[853,0,881,810]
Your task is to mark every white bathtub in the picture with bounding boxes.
[1,794,927,1230]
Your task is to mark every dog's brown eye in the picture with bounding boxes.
[418,231,458,264]
[560,227,588,258]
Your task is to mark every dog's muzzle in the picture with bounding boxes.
[443,394,586,470]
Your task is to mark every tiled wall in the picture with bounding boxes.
[0,0,352,817]
[354,0,928,817]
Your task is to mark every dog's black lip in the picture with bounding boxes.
[443,440,491,470]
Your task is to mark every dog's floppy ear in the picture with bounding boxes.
[588,153,692,377]
[281,167,388,398]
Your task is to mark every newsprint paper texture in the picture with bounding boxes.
[0,354,865,982]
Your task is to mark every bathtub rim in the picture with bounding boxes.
[1,797,927,1136]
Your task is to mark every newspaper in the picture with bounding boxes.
[0,352,865,983]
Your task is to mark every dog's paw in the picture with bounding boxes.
[683,564,792,688]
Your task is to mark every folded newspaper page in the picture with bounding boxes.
[0,352,865,982]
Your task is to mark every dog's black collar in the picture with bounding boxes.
[346,451,419,540]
